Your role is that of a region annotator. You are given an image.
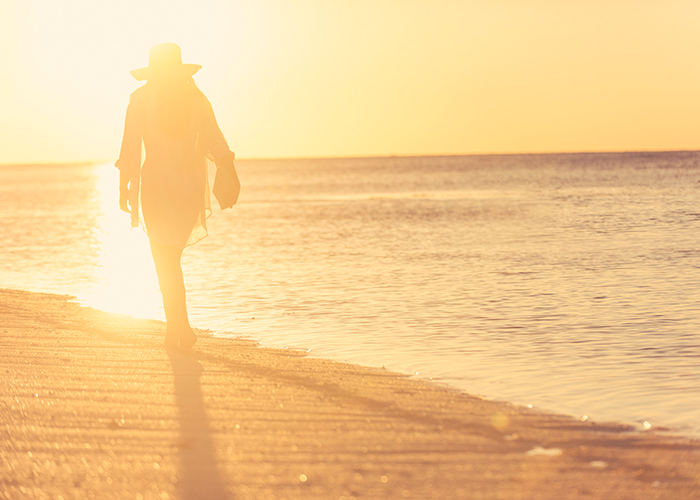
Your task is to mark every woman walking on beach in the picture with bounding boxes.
[116,43,240,353]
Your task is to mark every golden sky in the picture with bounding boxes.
[1,0,700,163]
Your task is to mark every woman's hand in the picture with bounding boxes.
[119,171,131,213]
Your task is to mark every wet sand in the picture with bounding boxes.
[1,288,699,499]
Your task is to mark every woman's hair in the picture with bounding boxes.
[149,76,198,138]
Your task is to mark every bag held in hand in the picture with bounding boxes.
[213,163,240,210]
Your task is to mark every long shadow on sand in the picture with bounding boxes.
[168,351,229,499]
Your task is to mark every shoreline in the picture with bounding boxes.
[2,288,699,499]
[219,330,694,442]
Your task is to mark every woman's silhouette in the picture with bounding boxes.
[116,43,240,353]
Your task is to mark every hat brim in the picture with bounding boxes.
[130,63,202,81]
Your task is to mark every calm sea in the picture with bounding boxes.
[2,153,700,436]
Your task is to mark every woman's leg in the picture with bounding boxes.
[149,240,197,351]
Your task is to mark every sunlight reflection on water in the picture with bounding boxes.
[79,164,162,319]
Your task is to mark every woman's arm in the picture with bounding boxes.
[119,170,131,213]
[202,94,240,207]
[115,92,143,216]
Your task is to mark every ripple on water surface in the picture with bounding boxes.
[1,153,700,436]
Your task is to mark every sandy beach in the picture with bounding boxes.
[1,289,699,499]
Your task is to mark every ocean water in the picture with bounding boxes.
[2,152,700,437]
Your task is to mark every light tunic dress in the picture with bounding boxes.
[116,84,232,249]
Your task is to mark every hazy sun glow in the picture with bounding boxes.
[2,0,700,163]
[80,163,162,319]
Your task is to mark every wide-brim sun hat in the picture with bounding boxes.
[130,43,201,81]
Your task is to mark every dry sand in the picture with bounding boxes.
[1,288,699,500]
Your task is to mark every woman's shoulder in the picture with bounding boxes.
[128,84,150,105]
[192,87,212,107]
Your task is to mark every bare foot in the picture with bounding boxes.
[164,330,178,350]
[179,328,197,354]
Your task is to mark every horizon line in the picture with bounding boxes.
[2,147,700,167]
